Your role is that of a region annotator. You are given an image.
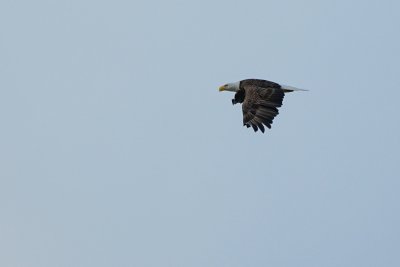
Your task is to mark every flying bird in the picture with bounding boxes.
[219,79,306,133]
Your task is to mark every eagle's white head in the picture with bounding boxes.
[219,81,240,92]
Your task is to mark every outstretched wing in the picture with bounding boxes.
[242,85,285,133]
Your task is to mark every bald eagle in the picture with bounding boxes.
[219,79,306,133]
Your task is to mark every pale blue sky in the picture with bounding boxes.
[1,0,399,266]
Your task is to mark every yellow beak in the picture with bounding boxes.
[219,85,225,92]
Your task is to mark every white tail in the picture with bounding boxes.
[281,84,308,92]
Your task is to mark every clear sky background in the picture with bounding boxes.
[1,0,399,266]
